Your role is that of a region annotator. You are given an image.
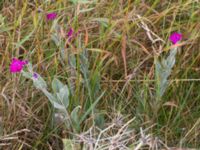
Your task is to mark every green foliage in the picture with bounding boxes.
[22,58,105,132]
[52,78,65,93]
[2,0,200,149]
[71,106,81,130]
[155,47,178,98]
[56,85,69,108]
[42,89,65,110]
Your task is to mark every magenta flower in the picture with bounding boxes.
[10,58,28,73]
[67,28,74,37]
[67,28,74,41]
[46,12,57,20]
[169,32,182,44]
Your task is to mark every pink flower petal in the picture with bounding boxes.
[67,28,74,37]
[169,32,182,44]
[46,12,57,20]
[10,58,28,73]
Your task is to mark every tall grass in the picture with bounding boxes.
[0,0,200,149]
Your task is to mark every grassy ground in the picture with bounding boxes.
[0,0,200,149]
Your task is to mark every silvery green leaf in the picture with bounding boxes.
[155,47,178,97]
[42,89,65,110]
[51,34,60,47]
[71,106,81,125]
[68,54,76,69]
[33,74,47,90]
[52,78,65,93]
[60,47,66,60]
[166,48,177,68]
[26,63,33,72]
[21,71,32,79]
[56,85,69,108]
[51,19,59,32]
[67,53,77,94]
[80,50,89,77]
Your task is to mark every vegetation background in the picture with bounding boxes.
[0,0,200,149]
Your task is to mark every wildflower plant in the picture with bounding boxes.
[154,32,182,115]
[20,62,79,130]
[50,23,105,130]
[20,54,104,132]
